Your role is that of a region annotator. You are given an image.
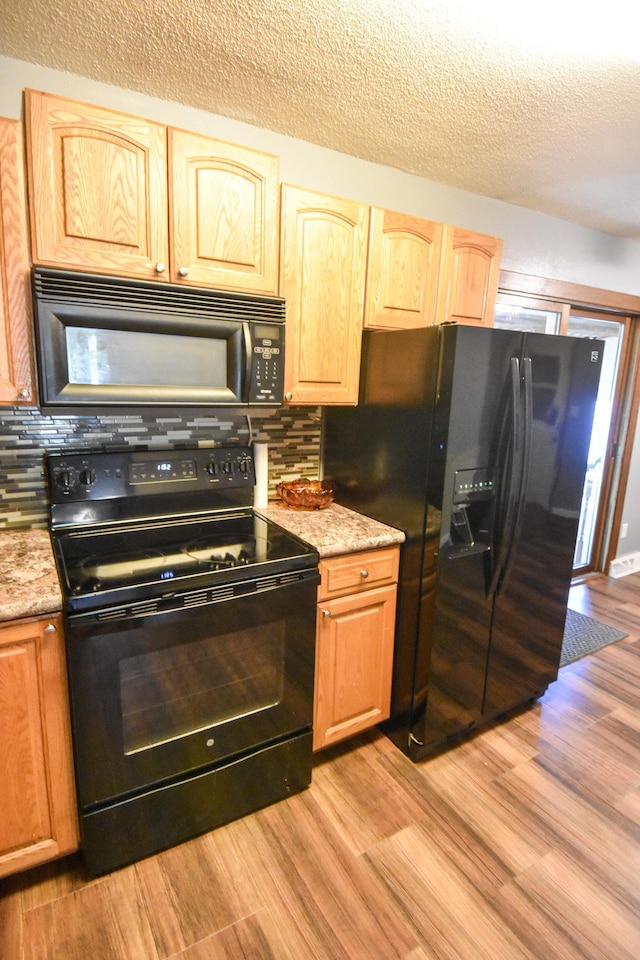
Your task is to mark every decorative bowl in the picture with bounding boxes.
[276,478,334,510]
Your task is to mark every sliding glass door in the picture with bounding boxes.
[565,313,625,570]
[494,295,627,573]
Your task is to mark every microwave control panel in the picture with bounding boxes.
[248,323,284,404]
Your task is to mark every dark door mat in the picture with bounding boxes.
[561,608,628,667]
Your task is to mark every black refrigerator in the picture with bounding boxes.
[323,324,603,760]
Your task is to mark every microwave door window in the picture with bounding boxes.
[66,327,227,388]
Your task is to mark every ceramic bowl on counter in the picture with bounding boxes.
[276,478,334,510]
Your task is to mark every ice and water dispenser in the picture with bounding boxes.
[449,467,496,555]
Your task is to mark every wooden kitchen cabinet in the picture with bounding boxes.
[0,118,35,405]
[25,91,280,292]
[364,207,443,329]
[169,128,279,293]
[0,613,79,878]
[25,90,169,280]
[280,185,369,404]
[436,224,503,327]
[313,546,399,750]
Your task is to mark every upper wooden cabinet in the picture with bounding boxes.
[0,118,35,405]
[436,225,503,327]
[25,90,169,280]
[364,207,443,329]
[0,614,78,878]
[280,185,369,405]
[25,91,280,293]
[169,128,279,293]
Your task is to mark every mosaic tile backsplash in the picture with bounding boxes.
[0,406,322,529]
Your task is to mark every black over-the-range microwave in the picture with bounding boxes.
[31,268,286,411]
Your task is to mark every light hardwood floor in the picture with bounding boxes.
[1,572,639,959]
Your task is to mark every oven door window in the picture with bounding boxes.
[119,621,285,754]
[66,578,317,809]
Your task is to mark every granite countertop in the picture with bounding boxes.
[258,501,405,557]
[0,529,63,623]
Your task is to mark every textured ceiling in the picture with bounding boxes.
[3,0,640,238]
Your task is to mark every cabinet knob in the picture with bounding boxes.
[18,387,31,400]
[44,623,57,633]
[285,392,293,402]
[178,266,189,277]
[155,262,166,273]
[360,569,369,579]
[321,609,332,618]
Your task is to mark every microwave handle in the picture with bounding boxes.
[243,322,254,402]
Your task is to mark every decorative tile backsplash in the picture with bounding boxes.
[0,405,322,529]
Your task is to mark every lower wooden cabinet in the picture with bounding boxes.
[313,547,399,750]
[0,613,78,878]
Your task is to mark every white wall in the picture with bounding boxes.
[1,54,638,565]
[617,416,640,557]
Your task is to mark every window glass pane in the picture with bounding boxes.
[493,304,560,334]
[567,316,624,568]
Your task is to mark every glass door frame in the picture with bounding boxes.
[565,308,632,575]
[494,289,635,576]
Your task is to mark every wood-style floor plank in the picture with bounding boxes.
[2,571,640,959]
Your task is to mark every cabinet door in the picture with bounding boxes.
[314,584,397,750]
[169,129,279,293]
[25,91,169,279]
[280,185,369,405]
[0,615,78,878]
[436,225,503,327]
[364,207,443,329]
[0,119,34,405]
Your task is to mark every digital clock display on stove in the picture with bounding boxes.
[129,458,197,484]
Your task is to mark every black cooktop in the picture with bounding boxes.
[53,512,316,604]
[47,447,318,613]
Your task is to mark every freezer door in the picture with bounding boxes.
[483,333,603,714]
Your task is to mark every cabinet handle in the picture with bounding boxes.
[155,262,166,273]
[360,569,369,579]
[44,623,57,633]
[178,266,189,277]
[18,387,31,400]
[285,392,293,402]
[321,609,332,618]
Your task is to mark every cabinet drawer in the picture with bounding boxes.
[318,546,399,601]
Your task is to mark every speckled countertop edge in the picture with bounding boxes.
[0,529,63,622]
[257,501,405,557]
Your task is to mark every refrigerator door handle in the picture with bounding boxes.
[496,356,533,596]
[488,356,522,598]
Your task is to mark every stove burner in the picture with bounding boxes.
[76,549,166,592]
[183,535,266,569]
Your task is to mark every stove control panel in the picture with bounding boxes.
[47,446,258,507]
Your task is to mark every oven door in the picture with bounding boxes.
[65,571,318,810]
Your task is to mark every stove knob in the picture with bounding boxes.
[79,468,97,486]
[56,468,75,492]
[206,461,220,476]
[222,461,233,475]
